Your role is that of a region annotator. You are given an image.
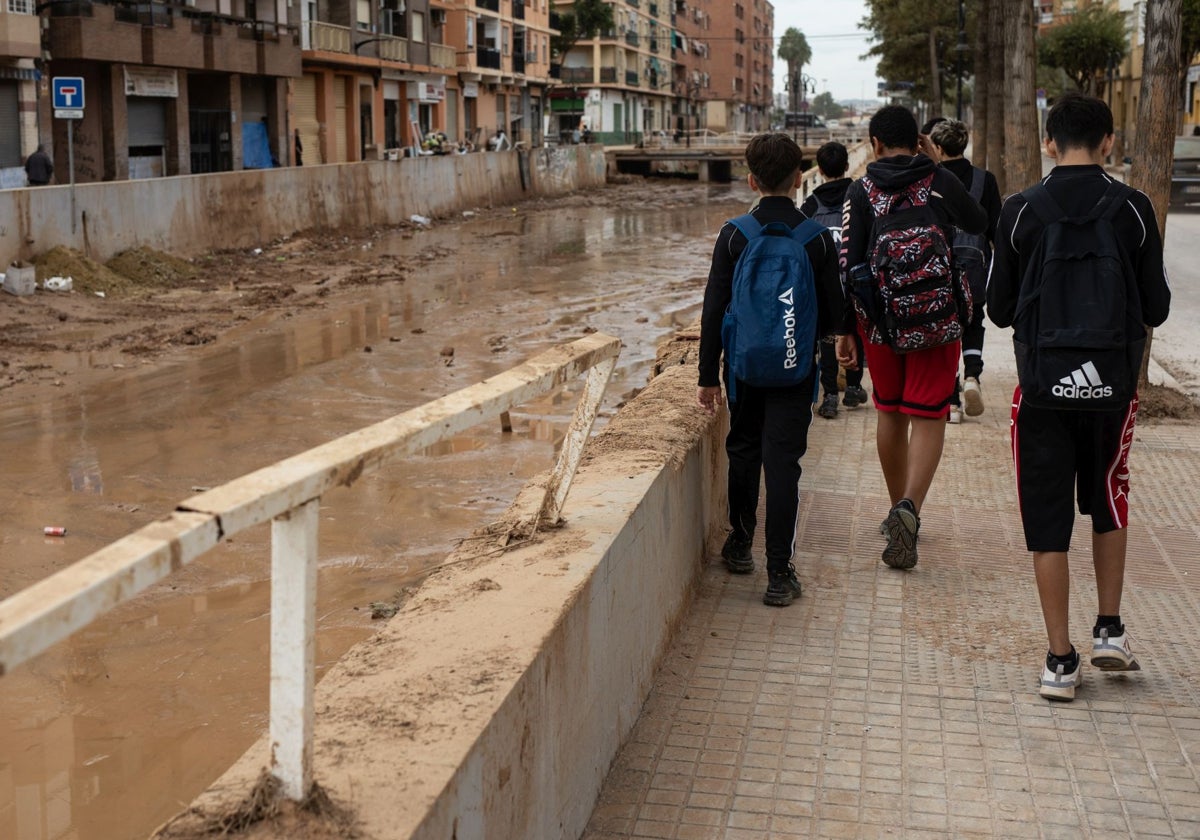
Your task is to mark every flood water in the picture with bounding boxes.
[0,182,751,839]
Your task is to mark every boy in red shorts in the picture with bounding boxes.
[835,105,987,571]
[988,93,1170,701]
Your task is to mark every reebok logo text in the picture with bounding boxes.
[1052,360,1113,400]
[778,288,797,369]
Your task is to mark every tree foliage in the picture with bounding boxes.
[1037,5,1128,95]
[859,0,976,109]
[778,28,812,111]
[810,91,845,120]
[551,0,614,66]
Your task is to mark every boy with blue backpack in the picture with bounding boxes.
[698,133,846,607]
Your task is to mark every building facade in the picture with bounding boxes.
[704,0,771,133]
[0,0,45,187]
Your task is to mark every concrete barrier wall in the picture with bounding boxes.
[160,336,727,840]
[1,145,608,266]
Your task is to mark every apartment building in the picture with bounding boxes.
[704,0,770,133]
[551,0,675,145]
[670,0,712,140]
[0,0,42,188]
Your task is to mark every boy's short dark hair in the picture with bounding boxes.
[745,132,804,193]
[869,105,919,152]
[815,141,849,178]
[920,116,947,136]
[930,119,970,157]
[1045,92,1113,152]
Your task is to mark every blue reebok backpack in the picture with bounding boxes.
[720,214,826,401]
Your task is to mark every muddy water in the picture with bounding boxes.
[0,182,752,840]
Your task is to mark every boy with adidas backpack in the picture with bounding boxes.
[800,141,868,420]
[698,133,845,607]
[988,93,1170,702]
[835,105,987,572]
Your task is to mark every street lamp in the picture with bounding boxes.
[795,72,815,146]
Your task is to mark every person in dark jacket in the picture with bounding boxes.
[24,144,53,186]
[800,141,867,420]
[988,93,1171,702]
[698,132,846,607]
[835,105,988,572]
[928,119,1002,423]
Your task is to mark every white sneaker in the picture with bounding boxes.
[1039,659,1081,701]
[1091,627,1141,671]
[963,377,984,416]
[947,406,962,424]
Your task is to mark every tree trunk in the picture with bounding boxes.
[788,61,798,113]
[972,0,990,167]
[1003,0,1041,192]
[986,0,1007,192]
[1128,0,1183,386]
[929,29,943,117]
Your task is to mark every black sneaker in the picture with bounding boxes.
[842,385,868,408]
[763,564,802,607]
[720,531,754,574]
[881,499,920,570]
[817,393,839,419]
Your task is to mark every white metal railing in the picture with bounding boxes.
[0,333,619,802]
[7,0,34,13]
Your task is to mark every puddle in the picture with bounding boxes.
[0,183,749,839]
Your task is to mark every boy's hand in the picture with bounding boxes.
[835,334,860,370]
[917,133,941,163]
[697,386,724,413]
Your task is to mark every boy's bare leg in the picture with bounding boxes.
[876,411,909,506]
[1034,551,1072,656]
[902,415,946,513]
[1093,528,1128,616]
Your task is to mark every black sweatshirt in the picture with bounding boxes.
[698,195,845,389]
[941,157,1002,243]
[839,153,989,332]
[987,164,1170,330]
[799,177,853,220]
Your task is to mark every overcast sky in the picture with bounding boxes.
[770,0,884,103]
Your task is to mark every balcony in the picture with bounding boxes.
[371,32,407,61]
[561,65,591,83]
[475,0,499,11]
[0,3,39,57]
[625,69,638,86]
[476,46,501,69]
[304,19,350,52]
[429,41,456,68]
[624,30,638,46]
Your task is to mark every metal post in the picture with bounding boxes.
[269,498,319,801]
[68,119,76,235]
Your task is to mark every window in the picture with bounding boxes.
[467,16,475,47]
[7,0,34,13]
[356,0,370,30]
[502,25,509,55]
[412,10,425,42]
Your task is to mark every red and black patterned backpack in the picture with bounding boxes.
[860,173,971,353]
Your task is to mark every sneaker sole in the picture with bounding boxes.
[1039,680,1077,701]
[882,507,919,570]
[762,590,796,607]
[724,558,755,575]
[1090,653,1141,671]
[963,387,984,417]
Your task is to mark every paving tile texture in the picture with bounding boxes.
[583,335,1200,839]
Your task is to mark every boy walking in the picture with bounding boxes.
[988,94,1170,701]
[698,133,845,607]
[800,141,868,420]
[835,105,987,571]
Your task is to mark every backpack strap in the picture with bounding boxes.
[1021,183,1064,226]
[727,214,764,242]
[790,218,828,248]
[967,166,985,203]
[1093,180,1133,222]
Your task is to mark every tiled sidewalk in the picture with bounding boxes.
[582,338,1200,839]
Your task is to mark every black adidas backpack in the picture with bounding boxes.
[1013,180,1145,411]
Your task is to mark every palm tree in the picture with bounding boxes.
[778,28,812,114]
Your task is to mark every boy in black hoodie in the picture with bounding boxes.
[801,141,868,419]
[835,105,987,571]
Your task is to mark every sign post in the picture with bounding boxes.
[52,77,85,234]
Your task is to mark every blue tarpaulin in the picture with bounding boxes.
[242,121,276,169]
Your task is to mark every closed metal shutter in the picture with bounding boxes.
[240,78,268,124]
[127,97,166,147]
[445,89,458,144]
[294,74,320,165]
[0,82,20,167]
[332,78,347,163]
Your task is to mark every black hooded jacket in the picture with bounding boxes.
[839,153,988,331]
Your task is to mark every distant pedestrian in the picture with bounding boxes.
[24,144,53,186]
[836,105,987,571]
[294,130,303,166]
[800,141,867,419]
[697,132,845,607]
[988,93,1171,702]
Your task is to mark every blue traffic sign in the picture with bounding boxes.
[52,77,85,110]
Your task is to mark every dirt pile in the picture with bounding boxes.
[107,246,198,290]
[34,246,131,296]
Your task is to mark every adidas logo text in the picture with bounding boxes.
[1052,361,1113,400]
[778,288,797,369]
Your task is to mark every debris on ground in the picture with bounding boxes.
[106,247,197,290]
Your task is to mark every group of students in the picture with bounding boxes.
[697,95,1171,702]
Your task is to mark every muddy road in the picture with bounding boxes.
[0,180,753,840]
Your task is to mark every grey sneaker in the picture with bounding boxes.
[817,393,839,419]
[1091,626,1141,671]
[763,564,802,607]
[843,385,868,408]
[881,499,920,569]
[721,531,754,574]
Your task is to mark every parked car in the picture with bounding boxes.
[1171,136,1200,207]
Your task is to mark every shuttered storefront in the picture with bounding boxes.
[0,82,21,168]
[127,96,166,179]
[294,73,320,165]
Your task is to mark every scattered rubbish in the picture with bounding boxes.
[43,276,73,292]
[94,291,106,298]
[363,345,373,353]
[410,214,431,226]
[439,346,455,357]
[411,327,425,334]
[190,485,211,492]
[462,210,475,218]
[252,248,263,255]
[3,262,35,296]
[43,526,66,537]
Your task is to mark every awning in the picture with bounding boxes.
[0,66,39,81]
